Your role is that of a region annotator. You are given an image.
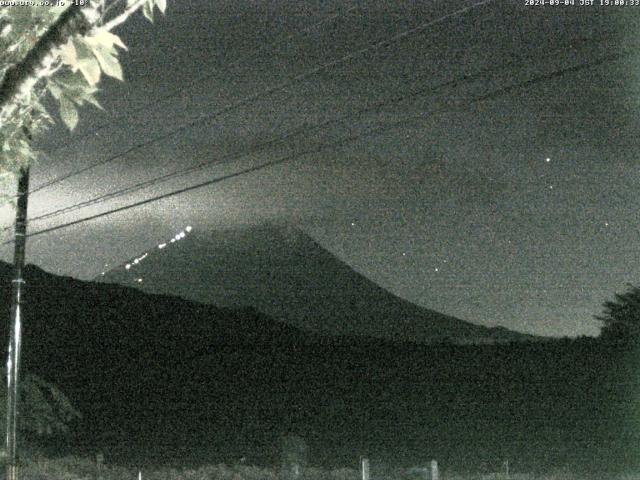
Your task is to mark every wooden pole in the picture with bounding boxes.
[5,167,30,480]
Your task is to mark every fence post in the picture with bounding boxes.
[360,457,370,480]
[430,460,438,480]
[95,452,104,480]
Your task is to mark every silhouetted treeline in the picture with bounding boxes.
[596,283,640,344]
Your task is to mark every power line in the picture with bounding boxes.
[18,29,634,228]
[28,0,495,195]
[4,48,633,246]
[39,2,362,156]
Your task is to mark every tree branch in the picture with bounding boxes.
[101,0,127,23]
[0,0,151,130]
[0,5,95,126]
[102,0,148,32]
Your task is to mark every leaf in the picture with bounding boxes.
[86,29,127,51]
[84,92,103,110]
[1,23,12,38]
[72,38,101,85]
[59,39,78,69]
[92,48,124,81]
[46,81,62,99]
[59,96,78,130]
[55,69,89,91]
[77,56,101,86]
[55,70,101,111]
[72,37,94,61]
[143,1,154,22]
[156,0,167,14]
[31,98,49,116]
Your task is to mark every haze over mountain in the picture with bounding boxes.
[98,223,535,344]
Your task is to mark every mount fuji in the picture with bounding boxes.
[98,223,535,344]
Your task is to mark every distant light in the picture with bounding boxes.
[549,185,553,189]
[158,243,166,249]
[179,231,186,239]
[137,278,143,283]
[134,259,139,264]
[186,226,192,232]
[434,268,439,272]
[175,234,180,241]
[101,272,105,276]
[605,222,610,227]
[170,239,175,243]
[351,222,356,226]
[402,252,406,256]
[545,158,551,163]
[125,264,131,270]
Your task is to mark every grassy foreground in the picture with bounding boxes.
[10,456,640,480]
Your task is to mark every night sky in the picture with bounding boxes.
[1,0,640,337]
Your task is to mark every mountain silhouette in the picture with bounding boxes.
[0,261,342,462]
[0,261,634,472]
[99,223,534,344]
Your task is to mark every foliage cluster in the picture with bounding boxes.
[596,283,640,342]
[0,370,81,439]
[0,0,167,200]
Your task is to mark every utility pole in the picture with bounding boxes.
[5,166,30,480]
[0,5,157,479]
